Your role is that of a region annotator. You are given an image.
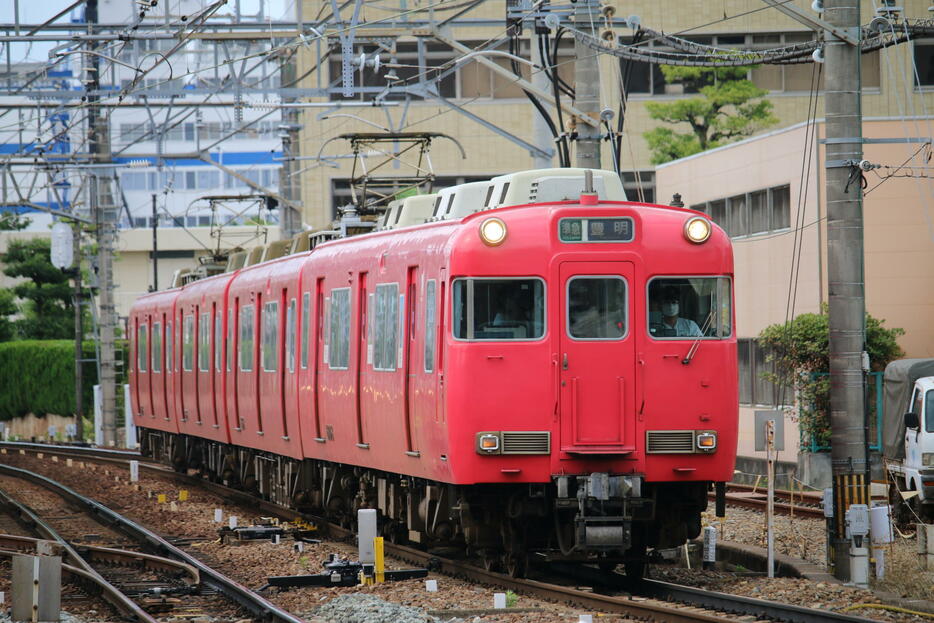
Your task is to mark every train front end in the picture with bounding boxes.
[444,186,737,574]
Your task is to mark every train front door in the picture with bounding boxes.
[558,262,636,453]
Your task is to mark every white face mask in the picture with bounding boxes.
[661,302,679,317]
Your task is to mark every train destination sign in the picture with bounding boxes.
[558,217,634,243]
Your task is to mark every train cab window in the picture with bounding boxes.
[373,283,399,371]
[262,301,279,372]
[452,278,545,340]
[183,315,194,371]
[647,277,732,339]
[300,293,310,369]
[286,298,297,373]
[239,305,255,372]
[328,288,351,369]
[567,277,627,340]
[926,389,934,433]
[198,312,210,372]
[166,321,173,373]
[424,280,437,372]
[152,322,162,372]
[137,323,148,372]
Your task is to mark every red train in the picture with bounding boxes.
[130,168,737,578]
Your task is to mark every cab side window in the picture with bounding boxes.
[926,390,934,433]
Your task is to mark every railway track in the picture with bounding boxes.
[714,483,826,519]
[0,459,309,623]
[1,442,876,623]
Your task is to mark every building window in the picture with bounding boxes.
[692,184,791,239]
[262,301,279,372]
[424,280,436,373]
[738,338,785,406]
[373,283,400,371]
[328,288,351,370]
[621,171,655,204]
[914,40,934,87]
[198,312,210,372]
[239,305,255,372]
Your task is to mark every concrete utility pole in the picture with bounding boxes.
[279,48,303,238]
[824,0,868,582]
[73,224,83,442]
[86,0,118,446]
[573,0,601,169]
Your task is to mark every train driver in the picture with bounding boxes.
[650,286,702,338]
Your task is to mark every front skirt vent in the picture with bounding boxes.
[502,431,551,454]
[646,430,695,454]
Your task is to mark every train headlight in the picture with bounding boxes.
[696,432,717,452]
[476,433,501,454]
[684,217,711,244]
[479,217,507,246]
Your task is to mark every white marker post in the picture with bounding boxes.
[129,460,139,482]
[228,516,238,530]
[214,508,223,523]
[493,593,507,609]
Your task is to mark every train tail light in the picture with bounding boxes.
[696,432,717,452]
[477,433,501,453]
[684,217,711,244]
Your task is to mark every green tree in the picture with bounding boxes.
[758,305,905,449]
[643,65,778,165]
[0,211,30,231]
[0,238,75,340]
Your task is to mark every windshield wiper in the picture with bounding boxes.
[682,311,715,365]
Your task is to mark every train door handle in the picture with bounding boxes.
[562,353,568,370]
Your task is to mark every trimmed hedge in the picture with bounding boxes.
[0,340,127,421]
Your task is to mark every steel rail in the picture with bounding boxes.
[0,533,199,584]
[0,485,160,623]
[0,462,310,623]
[1,442,868,623]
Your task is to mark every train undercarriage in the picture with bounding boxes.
[141,428,708,578]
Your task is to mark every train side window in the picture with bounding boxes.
[226,309,233,372]
[452,278,545,341]
[424,280,436,373]
[152,321,162,372]
[300,293,310,369]
[263,301,279,372]
[374,283,399,371]
[198,312,210,372]
[166,321,173,374]
[239,305,255,372]
[647,277,732,339]
[286,298,297,373]
[138,322,148,372]
[215,311,222,372]
[567,277,627,340]
[182,315,194,372]
[328,288,351,370]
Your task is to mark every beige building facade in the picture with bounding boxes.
[295,0,933,227]
[656,117,934,460]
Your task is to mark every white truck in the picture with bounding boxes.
[882,358,934,521]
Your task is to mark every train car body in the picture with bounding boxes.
[130,169,736,576]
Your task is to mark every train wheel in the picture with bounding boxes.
[504,553,528,579]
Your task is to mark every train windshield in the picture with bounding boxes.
[453,278,545,340]
[647,277,731,339]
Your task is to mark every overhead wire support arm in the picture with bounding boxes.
[759,0,860,45]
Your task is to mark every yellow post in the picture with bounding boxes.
[374,536,385,584]
[179,489,189,502]
[157,494,166,504]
